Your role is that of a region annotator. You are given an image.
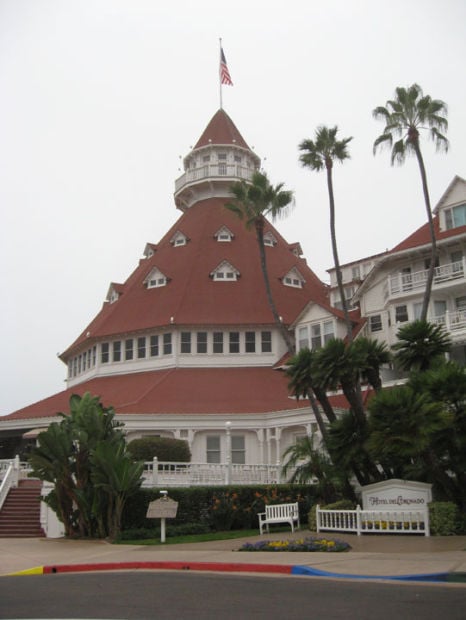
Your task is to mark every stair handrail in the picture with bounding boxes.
[0,462,16,512]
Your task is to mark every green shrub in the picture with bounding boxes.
[429,502,460,536]
[127,437,191,462]
[308,499,356,531]
[118,522,210,541]
[121,485,316,532]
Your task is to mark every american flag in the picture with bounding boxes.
[220,47,233,86]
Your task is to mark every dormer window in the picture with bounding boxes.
[170,231,188,247]
[145,267,168,289]
[444,204,466,230]
[263,231,277,247]
[211,260,240,281]
[106,283,122,304]
[215,226,234,242]
[283,268,305,288]
[143,243,157,258]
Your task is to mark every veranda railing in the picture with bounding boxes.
[142,459,284,487]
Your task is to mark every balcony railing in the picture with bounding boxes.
[141,459,286,487]
[430,308,466,332]
[386,259,465,299]
[175,164,254,193]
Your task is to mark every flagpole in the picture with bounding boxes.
[219,38,223,109]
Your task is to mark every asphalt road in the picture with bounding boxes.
[1,572,465,620]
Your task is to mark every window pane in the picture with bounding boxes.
[395,305,409,323]
[113,341,121,362]
[323,321,334,343]
[434,300,447,317]
[197,332,207,353]
[101,343,109,363]
[150,335,159,357]
[413,303,423,320]
[181,332,191,354]
[213,332,223,353]
[261,331,272,353]
[245,331,255,353]
[206,436,220,463]
[453,204,466,228]
[231,435,245,464]
[229,332,240,353]
[311,324,321,349]
[137,337,146,359]
[369,315,382,332]
[125,339,133,361]
[163,333,172,355]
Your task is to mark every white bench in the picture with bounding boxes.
[258,502,300,535]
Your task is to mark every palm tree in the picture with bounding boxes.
[299,126,353,341]
[352,337,391,392]
[286,348,336,441]
[226,171,295,353]
[281,436,347,504]
[373,84,449,321]
[367,384,457,500]
[392,319,451,372]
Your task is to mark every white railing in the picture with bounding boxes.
[142,459,282,487]
[175,164,254,193]
[387,259,465,298]
[430,309,466,332]
[316,504,430,536]
[0,458,20,511]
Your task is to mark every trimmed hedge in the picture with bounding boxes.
[429,502,461,536]
[121,485,317,532]
[127,437,191,462]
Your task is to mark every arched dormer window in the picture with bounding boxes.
[144,267,168,289]
[283,267,305,289]
[210,260,240,281]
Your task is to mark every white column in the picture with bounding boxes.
[225,421,231,485]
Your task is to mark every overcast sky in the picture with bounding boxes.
[1,0,465,415]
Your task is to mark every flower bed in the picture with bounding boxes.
[239,536,351,552]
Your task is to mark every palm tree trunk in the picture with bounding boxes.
[325,163,353,341]
[414,142,436,322]
[255,218,295,354]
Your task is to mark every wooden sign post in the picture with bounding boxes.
[146,490,179,543]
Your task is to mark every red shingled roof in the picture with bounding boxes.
[62,197,329,358]
[391,215,466,253]
[3,366,358,422]
[3,367,310,420]
[194,109,250,150]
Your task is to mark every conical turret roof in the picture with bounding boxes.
[193,109,251,150]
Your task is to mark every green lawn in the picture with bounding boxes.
[115,527,292,546]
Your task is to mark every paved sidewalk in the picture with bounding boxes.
[1,532,465,582]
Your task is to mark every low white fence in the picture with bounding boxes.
[142,459,284,487]
[316,504,430,536]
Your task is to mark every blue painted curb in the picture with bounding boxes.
[291,565,449,582]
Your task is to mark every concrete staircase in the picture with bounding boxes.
[0,479,45,537]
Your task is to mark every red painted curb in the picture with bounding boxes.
[42,561,293,575]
